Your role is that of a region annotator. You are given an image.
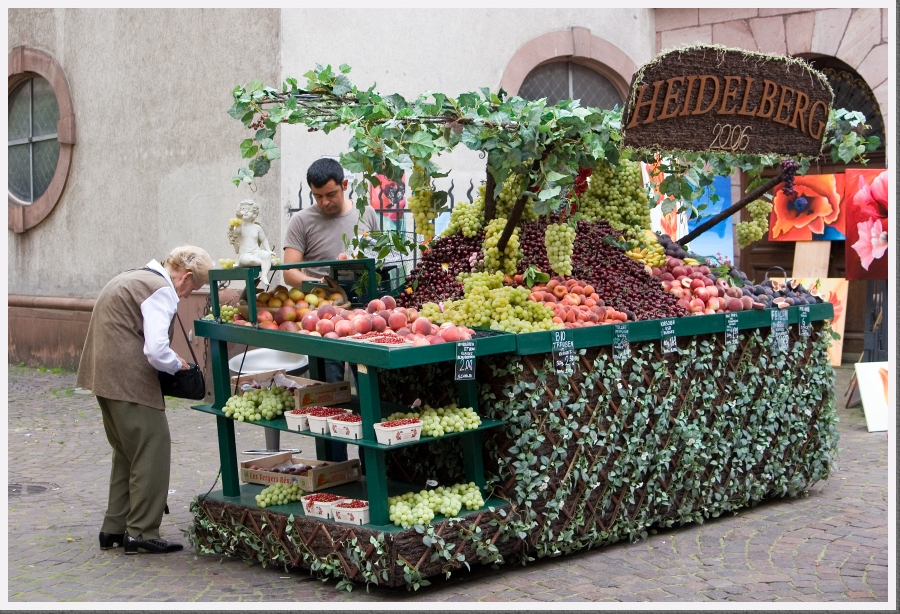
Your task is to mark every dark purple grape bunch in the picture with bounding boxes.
[780,159,801,197]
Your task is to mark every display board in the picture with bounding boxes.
[854,361,890,432]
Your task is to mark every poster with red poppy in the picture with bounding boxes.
[768,174,845,241]
[844,169,888,280]
[369,173,406,226]
[771,277,848,366]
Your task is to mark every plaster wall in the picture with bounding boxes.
[8,8,281,298]
[278,8,656,244]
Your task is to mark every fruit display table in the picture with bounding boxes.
[190,262,837,587]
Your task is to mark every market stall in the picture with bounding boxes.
[188,46,872,589]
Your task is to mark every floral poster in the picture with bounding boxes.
[369,173,406,226]
[844,169,888,280]
[772,277,848,366]
[643,161,688,241]
[768,174,846,241]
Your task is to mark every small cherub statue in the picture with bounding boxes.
[228,199,275,285]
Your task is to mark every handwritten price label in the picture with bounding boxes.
[454,341,476,381]
[551,330,576,374]
[660,319,677,354]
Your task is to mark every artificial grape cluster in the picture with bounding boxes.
[443,198,485,238]
[482,217,522,275]
[223,385,294,422]
[255,482,303,508]
[571,221,687,320]
[420,272,558,333]
[385,404,481,437]
[544,222,576,277]
[396,231,484,309]
[780,159,801,197]
[218,304,238,323]
[388,482,485,528]
[577,160,651,231]
[408,188,437,242]
[735,199,774,249]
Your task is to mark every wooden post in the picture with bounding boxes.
[792,242,831,278]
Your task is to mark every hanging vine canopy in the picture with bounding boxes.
[228,63,878,248]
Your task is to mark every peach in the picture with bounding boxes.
[693,287,711,302]
[371,315,388,333]
[690,278,706,291]
[366,299,386,314]
[689,298,706,314]
[316,319,334,335]
[666,258,685,270]
[334,320,355,337]
[388,312,408,331]
[552,285,567,298]
[381,295,396,310]
[377,309,392,322]
[324,332,339,339]
[308,331,322,337]
[317,304,337,320]
[353,315,372,334]
[706,296,721,311]
[671,266,687,278]
[726,298,744,312]
[413,337,431,347]
[659,272,675,282]
[428,335,446,344]
[407,309,419,322]
[441,326,462,342]
[295,300,309,310]
[411,317,433,336]
[395,327,411,337]
[740,295,755,310]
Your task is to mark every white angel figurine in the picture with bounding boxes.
[228,199,275,285]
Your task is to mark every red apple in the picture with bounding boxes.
[278,321,300,332]
[274,306,297,325]
[260,321,279,330]
[317,304,337,320]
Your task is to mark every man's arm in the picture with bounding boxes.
[283,247,326,287]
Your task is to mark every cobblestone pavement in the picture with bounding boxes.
[7,364,892,604]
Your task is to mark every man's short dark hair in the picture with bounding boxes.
[307,158,344,188]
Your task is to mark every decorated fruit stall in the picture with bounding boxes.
[186,46,872,589]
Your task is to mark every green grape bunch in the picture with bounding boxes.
[544,222,576,277]
[219,304,238,323]
[482,217,522,275]
[578,160,651,231]
[223,385,294,422]
[255,482,303,508]
[736,199,774,248]
[388,482,485,528]
[409,188,437,242]
[385,403,481,437]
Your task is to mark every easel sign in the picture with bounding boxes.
[853,361,889,432]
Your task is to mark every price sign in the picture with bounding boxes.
[725,312,740,345]
[660,319,677,354]
[798,305,811,338]
[771,308,790,353]
[613,323,630,361]
[551,330,576,374]
[454,341,476,381]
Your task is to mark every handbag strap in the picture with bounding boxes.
[142,267,200,366]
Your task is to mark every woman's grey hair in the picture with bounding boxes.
[164,245,214,286]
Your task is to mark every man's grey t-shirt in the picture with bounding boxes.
[283,205,381,278]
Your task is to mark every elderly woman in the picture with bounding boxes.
[77,245,214,555]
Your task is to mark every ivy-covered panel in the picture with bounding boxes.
[380,323,838,558]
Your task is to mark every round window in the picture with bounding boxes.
[9,77,61,203]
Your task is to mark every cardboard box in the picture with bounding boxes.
[239,452,361,492]
[230,370,352,410]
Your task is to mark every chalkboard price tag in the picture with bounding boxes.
[551,330,576,374]
[771,308,790,353]
[454,341,476,380]
[659,319,677,354]
[725,312,740,345]
[613,323,630,360]
[798,305,811,338]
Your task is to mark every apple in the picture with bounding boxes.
[260,321,279,330]
[274,306,297,325]
[274,291,289,302]
[257,310,274,323]
[288,288,303,302]
[689,278,706,291]
[305,294,320,307]
[693,286,711,302]
[300,313,320,332]
[257,292,272,303]
[279,321,300,333]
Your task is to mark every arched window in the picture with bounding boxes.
[9,76,60,203]
[804,57,885,148]
[518,61,624,109]
[8,46,76,233]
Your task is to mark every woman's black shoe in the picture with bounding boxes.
[123,534,184,554]
[99,532,125,550]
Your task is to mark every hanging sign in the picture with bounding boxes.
[551,330,576,374]
[660,319,678,354]
[771,308,790,353]
[725,312,740,345]
[613,323,630,361]
[454,341,476,381]
[622,46,833,157]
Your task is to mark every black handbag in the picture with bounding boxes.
[158,311,207,400]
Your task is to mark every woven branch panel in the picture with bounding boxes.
[380,323,838,558]
[190,497,520,588]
